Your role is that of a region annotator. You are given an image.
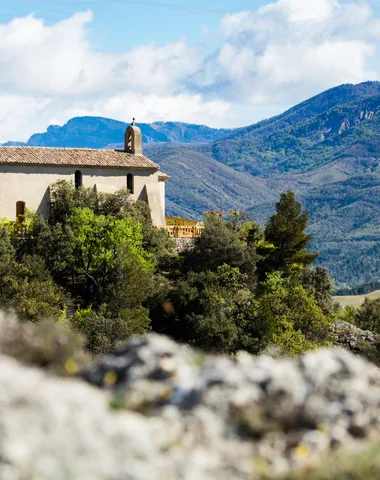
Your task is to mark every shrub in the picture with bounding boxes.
[257,272,333,356]
[0,313,89,375]
[355,298,380,333]
[71,306,151,355]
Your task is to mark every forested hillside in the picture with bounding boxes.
[144,144,276,218]
[247,173,380,289]
[207,81,380,175]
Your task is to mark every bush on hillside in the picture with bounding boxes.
[0,227,64,321]
[160,265,262,354]
[71,306,151,356]
[355,298,380,333]
[257,272,333,356]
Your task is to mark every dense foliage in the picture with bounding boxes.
[355,298,380,333]
[0,184,334,356]
[0,181,175,354]
[150,192,334,355]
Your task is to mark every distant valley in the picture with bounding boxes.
[3,81,380,289]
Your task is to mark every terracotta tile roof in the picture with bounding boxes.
[0,146,159,170]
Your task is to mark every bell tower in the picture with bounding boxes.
[125,118,143,155]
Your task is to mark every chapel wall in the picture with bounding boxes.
[0,165,161,222]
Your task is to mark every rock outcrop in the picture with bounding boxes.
[333,320,380,365]
[1,329,380,479]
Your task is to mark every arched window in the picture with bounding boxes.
[75,170,83,189]
[127,173,134,194]
[16,201,25,223]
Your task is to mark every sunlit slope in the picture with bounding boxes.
[334,290,380,308]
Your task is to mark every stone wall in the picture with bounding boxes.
[174,237,196,252]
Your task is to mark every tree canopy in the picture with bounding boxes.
[0,182,333,357]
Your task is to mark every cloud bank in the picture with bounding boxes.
[0,0,380,142]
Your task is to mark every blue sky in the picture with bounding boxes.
[1,0,267,50]
[1,0,380,142]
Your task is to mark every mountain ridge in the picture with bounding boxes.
[2,117,232,148]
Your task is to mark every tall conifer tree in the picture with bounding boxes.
[263,191,318,273]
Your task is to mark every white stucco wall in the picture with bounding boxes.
[159,180,165,218]
[0,165,164,226]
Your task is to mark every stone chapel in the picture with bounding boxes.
[0,123,169,227]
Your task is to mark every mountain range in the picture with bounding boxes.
[3,118,231,148]
[3,81,380,289]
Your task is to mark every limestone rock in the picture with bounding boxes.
[333,320,380,365]
[1,329,380,479]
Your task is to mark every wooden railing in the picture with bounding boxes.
[158,216,204,238]
[165,216,198,227]
[163,225,204,238]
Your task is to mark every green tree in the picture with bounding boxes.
[48,180,176,269]
[67,207,155,307]
[48,180,98,225]
[0,228,64,321]
[182,214,258,286]
[184,214,246,272]
[302,266,335,315]
[11,255,65,322]
[155,264,263,354]
[261,191,318,276]
[355,298,380,333]
[257,272,332,356]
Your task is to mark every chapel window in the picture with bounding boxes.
[16,201,25,223]
[75,170,83,189]
[127,173,134,194]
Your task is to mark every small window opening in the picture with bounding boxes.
[75,170,83,189]
[16,201,25,223]
[127,173,134,194]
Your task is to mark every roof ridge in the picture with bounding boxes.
[1,146,119,152]
[0,146,159,170]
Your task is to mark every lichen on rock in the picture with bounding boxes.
[0,313,380,479]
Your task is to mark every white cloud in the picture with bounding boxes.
[261,0,339,22]
[1,0,380,142]
[0,95,52,142]
[210,0,379,106]
[65,93,231,129]
[0,11,199,98]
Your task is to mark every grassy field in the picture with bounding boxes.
[333,290,380,308]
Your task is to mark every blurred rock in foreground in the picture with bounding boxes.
[1,318,380,479]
